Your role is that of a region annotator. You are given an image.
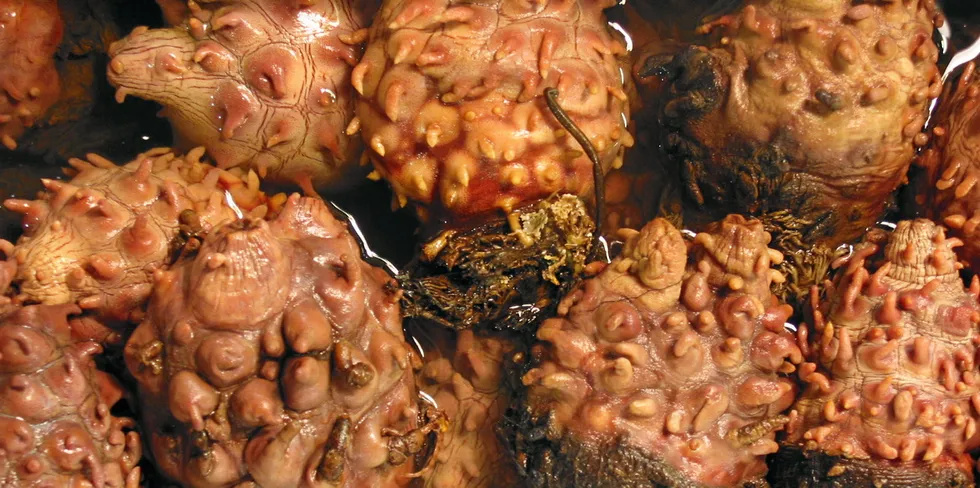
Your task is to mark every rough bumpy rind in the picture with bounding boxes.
[124,194,430,488]
[0,0,63,150]
[354,0,632,219]
[2,147,271,333]
[638,0,942,305]
[518,214,802,487]
[0,304,142,487]
[416,327,518,488]
[914,61,980,272]
[106,0,368,188]
[778,219,980,486]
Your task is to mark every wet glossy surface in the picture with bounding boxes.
[0,1,979,487]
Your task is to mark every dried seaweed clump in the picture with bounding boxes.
[0,0,62,150]
[638,0,943,305]
[416,327,519,488]
[1,147,271,333]
[771,219,980,487]
[0,304,142,487]
[125,194,438,487]
[516,214,801,487]
[354,0,632,219]
[914,61,980,272]
[106,0,369,188]
[400,194,594,332]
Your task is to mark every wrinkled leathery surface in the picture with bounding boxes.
[416,326,519,488]
[106,0,368,188]
[0,303,142,487]
[517,214,802,487]
[353,0,632,219]
[0,0,62,150]
[638,0,943,305]
[914,60,980,273]
[124,194,432,488]
[772,219,980,487]
[1,147,271,335]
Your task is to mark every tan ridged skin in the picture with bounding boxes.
[106,0,369,189]
[1,147,271,335]
[520,215,802,487]
[0,0,62,151]
[124,194,426,488]
[354,0,632,219]
[0,304,142,487]
[778,219,980,485]
[639,0,943,303]
[915,61,980,273]
[417,327,518,488]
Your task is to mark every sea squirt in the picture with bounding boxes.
[514,214,802,487]
[637,0,944,305]
[771,219,980,487]
[124,194,439,487]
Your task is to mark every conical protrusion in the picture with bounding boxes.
[229,378,283,427]
[282,300,332,354]
[168,371,219,431]
[282,356,330,411]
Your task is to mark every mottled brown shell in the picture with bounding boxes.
[0,0,62,150]
[416,327,518,488]
[354,0,632,219]
[639,0,943,304]
[0,304,142,487]
[107,0,369,189]
[914,60,980,272]
[2,147,270,333]
[519,214,801,487]
[777,219,980,486]
[124,194,427,488]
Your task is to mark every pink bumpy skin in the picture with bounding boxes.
[354,0,632,219]
[106,0,368,189]
[124,195,425,488]
[2,147,270,331]
[785,219,980,478]
[915,61,980,272]
[522,214,802,486]
[0,304,142,487]
[418,328,518,488]
[0,0,62,150]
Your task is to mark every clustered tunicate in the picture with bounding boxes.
[0,303,142,487]
[636,0,943,304]
[6,0,980,487]
[124,194,429,487]
[518,215,801,487]
[773,220,980,487]
[107,0,370,188]
[353,0,632,219]
[2,147,271,337]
